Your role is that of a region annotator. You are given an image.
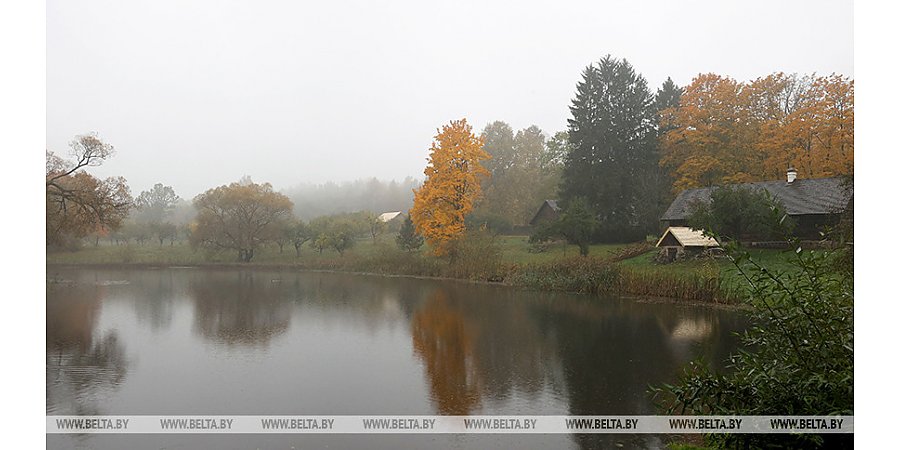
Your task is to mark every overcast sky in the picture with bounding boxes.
[47,0,853,199]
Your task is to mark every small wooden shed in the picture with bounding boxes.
[529,200,561,227]
[655,227,719,262]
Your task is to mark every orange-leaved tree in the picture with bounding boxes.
[660,72,853,194]
[410,119,490,257]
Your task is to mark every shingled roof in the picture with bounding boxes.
[661,177,852,221]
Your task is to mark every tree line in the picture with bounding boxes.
[47,56,853,257]
[535,56,852,249]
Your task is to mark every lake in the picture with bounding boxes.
[46,267,746,449]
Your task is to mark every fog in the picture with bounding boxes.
[47,0,853,200]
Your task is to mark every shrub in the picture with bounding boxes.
[446,228,504,281]
[653,243,853,448]
[530,197,597,256]
[687,185,794,242]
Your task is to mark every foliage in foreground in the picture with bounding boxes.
[654,242,853,449]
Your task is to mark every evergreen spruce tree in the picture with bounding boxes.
[560,55,656,242]
[653,77,683,119]
[396,215,424,252]
[639,76,685,234]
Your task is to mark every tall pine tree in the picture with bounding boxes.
[560,56,656,242]
[642,77,684,231]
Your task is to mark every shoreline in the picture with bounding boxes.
[46,261,746,310]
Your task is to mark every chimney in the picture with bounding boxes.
[786,167,798,184]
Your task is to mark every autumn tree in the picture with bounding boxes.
[660,73,757,192]
[46,134,132,248]
[478,123,548,226]
[190,179,294,262]
[410,119,490,258]
[660,72,853,193]
[475,122,563,228]
[560,56,658,241]
[755,73,854,179]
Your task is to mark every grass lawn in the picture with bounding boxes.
[48,234,637,267]
[494,235,634,265]
[46,239,387,266]
[615,245,808,294]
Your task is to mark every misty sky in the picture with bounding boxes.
[47,0,853,199]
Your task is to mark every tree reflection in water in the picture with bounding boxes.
[189,270,292,348]
[411,290,481,415]
[46,283,129,415]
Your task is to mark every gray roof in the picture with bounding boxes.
[544,200,560,212]
[661,177,852,221]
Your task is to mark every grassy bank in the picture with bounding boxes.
[47,236,798,304]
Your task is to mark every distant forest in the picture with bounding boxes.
[283,177,421,220]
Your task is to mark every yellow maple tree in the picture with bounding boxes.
[756,74,854,179]
[410,119,490,257]
[660,72,853,193]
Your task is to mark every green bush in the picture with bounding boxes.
[654,244,853,448]
[687,185,794,242]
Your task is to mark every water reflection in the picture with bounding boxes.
[411,290,481,414]
[189,271,292,347]
[128,271,177,332]
[46,283,129,415]
[46,268,746,450]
